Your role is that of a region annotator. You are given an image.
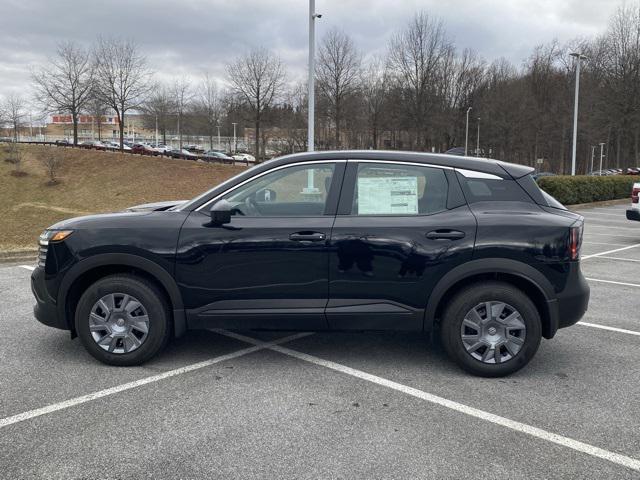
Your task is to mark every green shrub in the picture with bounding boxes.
[537,175,636,205]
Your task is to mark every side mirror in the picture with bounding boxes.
[209,199,232,226]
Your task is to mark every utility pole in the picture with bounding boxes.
[570,52,587,176]
[155,114,159,146]
[465,107,472,156]
[308,0,321,152]
[599,142,605,176]
[232,122,237,153]
[476,117,481,156]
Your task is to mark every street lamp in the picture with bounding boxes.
[464,107,472,156]
[232,122,237,153]
[308,0,321,152]
[570,52,587,176]
[476,117,481,156]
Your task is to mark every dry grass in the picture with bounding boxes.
[0,145,246,251]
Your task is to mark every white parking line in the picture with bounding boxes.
[578,322,640,337]
[217,330,640,473]
[583,232,639,238]
[582,243,640,259]
[587,277,640,288]
[595,256,640,263]
[586,224,639,232]
[0,332,312,430]
[582,241,627,247]
[19,265,35,271]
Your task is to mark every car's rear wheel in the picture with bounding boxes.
[440,281,541,377]
[75,274,171,366]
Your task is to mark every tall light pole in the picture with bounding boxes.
[308,0,321,152]
[599,142,605,176]
[570,52,587,176]
[476,117,481,156]
[232,122,237,153]
[464,107,472,156]
[590,145,595,174]
[155,114,159,146]
[217,124,221,150]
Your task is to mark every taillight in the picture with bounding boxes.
[569,225,582,260]
[632,185,640,203]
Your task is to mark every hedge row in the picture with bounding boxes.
[536,175,636,205]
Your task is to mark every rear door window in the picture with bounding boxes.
[352,163,448,215]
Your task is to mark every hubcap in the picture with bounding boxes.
[89,293,150,354]
[460,301,526,364]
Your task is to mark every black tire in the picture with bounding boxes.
[440,281,542,377]
[75,274,171,366]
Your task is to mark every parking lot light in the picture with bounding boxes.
[570,52,588,176]
[464,107,472,156]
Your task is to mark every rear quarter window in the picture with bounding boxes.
[456,173,533,204]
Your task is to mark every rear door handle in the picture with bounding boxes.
[289,232,326,242]
[425,230,465,240]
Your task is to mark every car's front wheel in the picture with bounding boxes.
[440,281,542,377]
[75,274,171,366]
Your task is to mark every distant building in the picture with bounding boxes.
[44,114,152,141]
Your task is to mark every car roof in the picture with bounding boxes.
[266,150,533,178]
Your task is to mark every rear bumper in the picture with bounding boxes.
[626,208,640,221]
[552,263,590,334]
[31,266,67,330]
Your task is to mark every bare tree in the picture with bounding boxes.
[32,42,94,145]
[361,58,388,149]
[387,12,452,149]
[227,47,286,160]
[38,148,64,185]
[196,73,225,150]
[3,94,25,142]
[317,28,362,148]
[141,84,174,145]
[86,91,109,141]
[172,77,193,149]
[93,37,152,149]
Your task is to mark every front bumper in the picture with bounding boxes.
[31,266,67,330]
[626,208,640,221]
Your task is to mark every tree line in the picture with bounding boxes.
[1,2,639,172]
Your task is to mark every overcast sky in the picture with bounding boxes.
[0,0,624,102]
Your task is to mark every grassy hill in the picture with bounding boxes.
[0,145,246,251]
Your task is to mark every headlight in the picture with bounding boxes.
[39,229,74,246]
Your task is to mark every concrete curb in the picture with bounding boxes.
[566,198,629,210]
[0,250,36,265]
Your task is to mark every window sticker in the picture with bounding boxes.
[358,176,419,214]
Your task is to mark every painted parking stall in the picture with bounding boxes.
[1,202,640,478]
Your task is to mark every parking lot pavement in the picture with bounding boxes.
[1,202,640,479]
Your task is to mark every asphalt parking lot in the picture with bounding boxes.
[1,202,639,479]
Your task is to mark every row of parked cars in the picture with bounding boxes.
[55,139,256,164]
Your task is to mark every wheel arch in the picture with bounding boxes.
[58,253,186,338]
[425,258,558,339]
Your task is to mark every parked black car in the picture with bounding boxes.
[31,151,589,376]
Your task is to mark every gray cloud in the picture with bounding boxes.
[0,0,623,101]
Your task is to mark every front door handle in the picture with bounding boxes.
[289,232,326,242]
[425,229,465,240]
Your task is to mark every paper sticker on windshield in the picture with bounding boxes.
[358,176,419,214]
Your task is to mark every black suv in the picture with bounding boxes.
[31,151,589,376]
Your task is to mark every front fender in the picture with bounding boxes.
[57,253,186,337]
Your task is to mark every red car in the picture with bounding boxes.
[131,144,156,155]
